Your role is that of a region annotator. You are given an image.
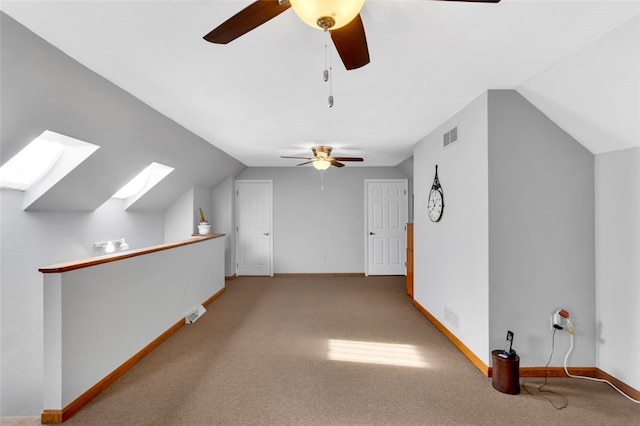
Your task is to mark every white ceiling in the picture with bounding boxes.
[1,0,639,167]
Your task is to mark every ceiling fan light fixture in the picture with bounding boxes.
[312,159,332,171]
[290,0,365,30]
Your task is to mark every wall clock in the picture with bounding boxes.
[428,165,444,222]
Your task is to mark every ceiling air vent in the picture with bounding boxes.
[443,126,458,148]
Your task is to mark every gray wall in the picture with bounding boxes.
[487,90,595,366]
[595,147,640,390]
[237,167,409,274]
[194,187,213,233]
[397,156,414,223]
[211,176,236,276]
[413,92,491,362]
[0,192,164,416]
[165,188,195,242]
[413,90,596,368]
[0,12,243,416]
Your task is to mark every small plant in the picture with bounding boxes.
[199,208,208,224]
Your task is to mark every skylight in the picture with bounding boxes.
[0,131,98,191]
[0,139,63,190]
[1,131,100,209]
[112,162,174,207]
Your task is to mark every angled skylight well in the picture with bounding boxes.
[0,130,100,209]
[112,162,174,209]
[0,137,63,190]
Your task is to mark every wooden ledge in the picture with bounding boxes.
[39,233,225,274]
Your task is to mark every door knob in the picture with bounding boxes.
[369,232,376,235]
[263,232,270,236]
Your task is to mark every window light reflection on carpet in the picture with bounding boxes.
[327,339,429,368]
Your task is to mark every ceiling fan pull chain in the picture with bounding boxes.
[328,30,334,108]
[320,170,325,190]
[322,29,333,108]
[323,29,329,82]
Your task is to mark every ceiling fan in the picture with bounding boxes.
[281,146,364,170]
[203,0,501,71]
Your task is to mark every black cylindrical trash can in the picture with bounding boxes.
[491,349,520,395]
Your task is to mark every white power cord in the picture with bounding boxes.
[564,330,640,404]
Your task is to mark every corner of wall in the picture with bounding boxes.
[487,89,595,367]
[211,176,235,276]
[412,91,490,364]
[594,147,640,390]
[164,188,194,242]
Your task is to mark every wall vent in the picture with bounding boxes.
[185,304,206,324]
[443,126,458,148]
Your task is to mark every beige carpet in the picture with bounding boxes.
[12,276,640,425]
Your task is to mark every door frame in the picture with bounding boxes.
[363,179,409,276]
[235,179,274,277]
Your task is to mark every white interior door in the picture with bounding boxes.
[236,180,273,276]
[366,180,408,276]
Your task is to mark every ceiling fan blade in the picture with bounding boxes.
[332,157,364,162]
[203,0,291,44]
[296,160,314,166]
[331,160,346,168]
[330,14,370,71]
[281,156,314,160]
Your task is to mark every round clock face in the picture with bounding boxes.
[428,189,443,222]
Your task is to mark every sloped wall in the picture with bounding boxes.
[0,13,243,416]
[0,12,245,212]
[518,15,639,155]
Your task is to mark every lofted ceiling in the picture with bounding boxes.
[1,0,638,167]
